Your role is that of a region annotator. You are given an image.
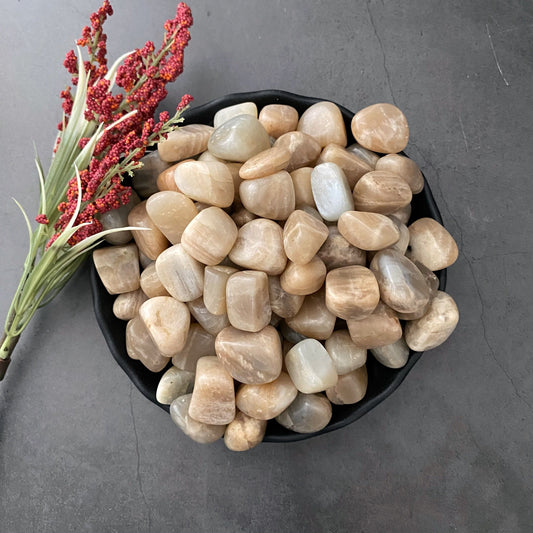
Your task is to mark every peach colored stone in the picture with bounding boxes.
[297,101,347,148]
[140,262,170,298]
[290,167,315,208]
[239,146,291,180]
[268,276,305,319]
[280,256,327,296]
[273,131,321,172]
[172,323,216,372]
[224,411,267,451]
[285,289,336,340]
[127,202,169,261]
[125,316,170,372]
[203,265,238,316]
[158,124,214,162]
[317,226,366,270]
[157,161,187,192]
[375,154,424,194]
[316,143,373,188]
[93,243,140,295]
[338,211,400,251]
[353,170,412,214]
[326,366,368,405]
[325,330,367,375]
[259,104,299,138]
[283,209,329,265]
[113,289,148,321]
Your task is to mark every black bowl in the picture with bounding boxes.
[90,90,447,443]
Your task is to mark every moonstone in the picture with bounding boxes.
[229,219,287,275]
[285,339,337,393]
[140,262,169,298]
[174,161,234,207]
[325,265,380,320]
[370,249,430,314]
[338,211,400,251]
[156,366,195,404]
[213,102,258,128]
[376,154,424,194]
[172,324,216,371]
[353,170,412,214]
[311,162,354,221]
[157,124,214,162]
[235,372,298,420]
[346,142,380,168]
[224,411,267,451]
[258,104,299,138]
[276,393,332,434]
[273,131,321,171]
[239,171,295,220]
[283,209,329,265]
[239,146,291,180]
[93,243,140,295]
[404,291,459,351]
[290,167,315,208]
[316,144,373,188]
[279,322,308,345]
[285,289,336,340]
[351,103,409,154]
[317,226,366,270]
[145,191,197,244]
[215,325,282,384]
[387,216,410,255]
[389,203,412,224]
[208,115,271,162]
[370,338,410,368]
[127,201,169,260]
[325,330,367,375]
[188,298,230,336]
[188,356,235,425]
[155,244,204,302]
[326,366,368,405]
[297,101,347,148]
[226,271,271,332]
[125,316,170,372]
[170,394,226,443]
[138,296,190,356]
[280,256,327,296]
[113,289,148,321]
[132,151,172,197]
[99,190,140,245]
[231,206,257,227]
[408,217,459,271]
[267,276,304,318]
[203,265,238,315]
[156,161,185,192]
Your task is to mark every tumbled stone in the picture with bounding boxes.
[326,366,368,405]
[157,161,186,192]
[229,219,287,275]
[99,191,140,245]
[389,203,412,225]
[346,301,402,348]
[280,256,327,296]
[197,151,225,162]
[181,207,238,266]
[140,262,169,298]
[404,291,459,351]
[239,171,295,220]
[188,356,235,425]
[338,211,400,251]
[317,226,366,270]
[325,330,367,375]
[235,372,298,420]
[311,163,354,221]
[283,210,329,265]
[174,161,234,208]
[155,244,204,302]
[231,206,257,227]
[225,162,244,203]
[259,104,299,138]
[408,217,459,271]
[172,323,216,372]
[268,276,304,319]
[93,243,140,295]
[351,103,409,154]
[370,337,410,368]
[346,142,380,168]
[113,289,148,321]
[127,201,169,261]
[208,115,271,162]
[226,271,271,332]
[279,322,308,345]
[184,300,228,339]
[290,167,315,208]
[376,153,424,194]
[414,260,440,296]
[224,411,267,451]
[285,289,336,340]
[239,145,291,180]
[170,394,226,443]
[353,170,412,214]
[273,131,321,172]
[139,296,190,356]
[299,205,324,222]
[145,191,197,244]
[138,251,152,270]
[214,102,258,128]
[285,339,337,393]
[317,144,373,188]
[158,124,214,162]
[387,216,410,255]
[276,393,332,433]
[325,265,380,320]
[297,101,347,148]
[370,249,430,314]
[132,150,172,198]
[203,265,238,315]
[125,316,170,372]
[215,325,282,384]
[156,366,195,404]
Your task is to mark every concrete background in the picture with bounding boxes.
[1,0,532,531]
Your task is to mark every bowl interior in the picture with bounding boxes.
[90,90,446,443]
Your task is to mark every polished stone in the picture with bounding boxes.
[187,297,230,336]
[283,209,329,265]
[203,265,238,316]
[268,276,305,318]
[317,226,366,270]
[112,289,148,321]
[389,203,412,225]
[93,243,140,295]
[297,101,347,148]
[273,131,322,171]
[326,366,368,405]
[224,411,267,451]
[131,150,172,198]
[239,145,291,180]
[156,161,186,193]
[172,323,216,372]
[231,206,257,227]
[311,162,354,221]
[285,289,336,340]
[387,216,410,255]
[353,170,412,214]
[316,143,373,188]
[158,124,214,163]
[258,104,299,138]
[127,202,169,261]
[346,142,380,168]
[275,392,332,433]
[338,211,400,251]
[213,102,258,128]
[375,153,424,194]
[290,167,315,208]
[156,366,195,405]
[324,330,367,375]
[125,316,170,372]
[140,262,170,298]
[370,337,410,369]
[99,191,140,245]
[280,256,327,296]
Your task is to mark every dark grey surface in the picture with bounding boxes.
[0,1,532,532]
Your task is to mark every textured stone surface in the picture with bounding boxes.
[156,366,195,405]
[273,131,322,171]
[267,276,305,318]
[280,256,327,296]
[125,316,170,372]
[346,142,380,168]
[140,262,169,298]
[324,330,367,375]
[290,167,315,207]
[326,366,368,405]
[283,209,329,264]
[112,289,148,321]
[353,170,412,214]
[158,124,214,162]
[127,201,169,261]
[317,226,366,270]
[259,104,299,138]
[203,265,238,315]
[239,145,291,180]
[187,298,230,336]
[93,243,140,295]
[375,153,424,194]
[338,211,400,251]
[316,143,373,188]
[297,101,347,148]
[276,393,332,434]
[224,410,267,451]
[172,323,216,372]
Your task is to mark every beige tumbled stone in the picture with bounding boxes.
[113,289,148,321]
[197,151,226,163]
[283,209,329,265]
[276,393,332,434]
[268,276,305,319]
[297,101,347,148]
[213,102,258,128]
[226,271,271,332]
[93,243,140,295]
[239,171,295,220]
[285,289,336,340]
[188,356,235,425]
[414,260,440,296]
[224,411,267,451]
[389,203,412,225]
[273,131,322,172]
[188,298,230,336]
[317,143,373,188]
[174,161,234,207]
[140,262,170,298]
[158,124,214,163]
[157,161,187,192]
[259,104,299,138]
[346,301,403,348]
[231,206,257,227]
[131,151,172,198]
[353,170,412,214]
[386,216,410,255]
[408,218,459,271]
[224,162,243,203]
[145,191,197,244]
[346,142,380,168]
[99,190,140,245]
[325,330,367,375]
[155,244,204,302]
[280,256,327,296]
[215,325,282,384]
[239,146,291,180]
[203,265,238,316]
[290,167,315,208]
[326,366,368,405]
[170,394,226,443]
[404,291,459,351]
[172,324,216,372]
[156,366,195,405]
[139,251,153,270]
[125,316,170,372]
[371,338,410,368]
[338,211,400,251]
[229,219,287,275]
[351,103,409,154]
[127,201,169,261]
[376,153,424,194]
[317,226,366,270]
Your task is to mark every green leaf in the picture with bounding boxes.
[12,198,33,243]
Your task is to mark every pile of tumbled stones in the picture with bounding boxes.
[93,100,459,451]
